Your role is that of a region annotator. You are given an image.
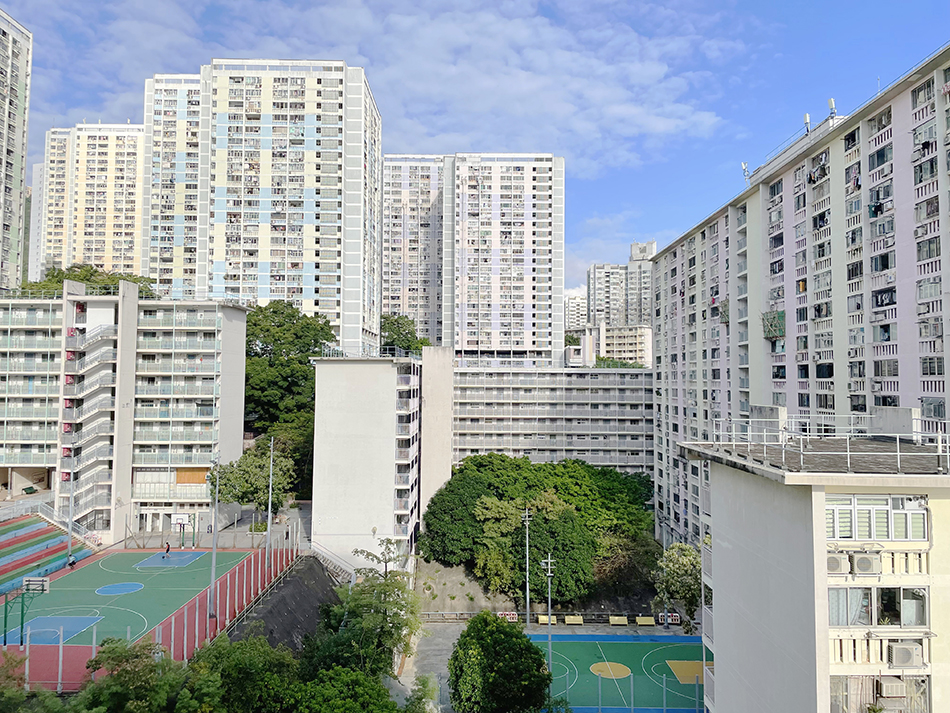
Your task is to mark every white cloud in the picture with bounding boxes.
[12,0,749,180]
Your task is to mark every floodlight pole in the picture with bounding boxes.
[208,458,219,619]
[542,552,555,696]
[67,477,74,558]
[522,508,531,626]
[266,437,274,575]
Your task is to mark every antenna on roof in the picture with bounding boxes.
[741,162,751,187]
[804,113,811,134]
[828,98,836,118]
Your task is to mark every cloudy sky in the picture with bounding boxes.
[10,0,950,290]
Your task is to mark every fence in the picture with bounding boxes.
[3,533,301,692]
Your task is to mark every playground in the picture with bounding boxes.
[529,633,707,713]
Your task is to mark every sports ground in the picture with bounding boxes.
[3,550,250,646]
[529,633,707,713]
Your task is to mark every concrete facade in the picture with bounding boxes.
[453,367,654,476]
[586,240,655,328]
[653,46,950,548]
[0,280,246,545]
[685,417,950,713]
[565,293,588,330]
[0,10,30,289]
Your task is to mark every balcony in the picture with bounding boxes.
[0,451,56,466]
[702,606,714,643]
[132,451,214,466]
[394,497,411,512]
[64,373,116,397]
[702,545,713,579]
[131,482,210,501]
[704,664,715,706]
[133,429,217,443]
[136,361,218,374]
[133,407,218,420]
[134,382,218,397]
[393,523,410,537]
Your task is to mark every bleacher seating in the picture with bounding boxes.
[0,515,93,594]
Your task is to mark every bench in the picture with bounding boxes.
[21,486,37,495]
[564,615,584,626]
[635,616,657,627]
[609,616,629,626]
[537,614,556,625]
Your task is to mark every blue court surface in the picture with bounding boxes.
[135,552,205,568]
[95,582,144,596]
[4,615,102,645]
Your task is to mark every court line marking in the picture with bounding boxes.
[551,649,579,693]
[640,643,701,704]
[596,641,627,707]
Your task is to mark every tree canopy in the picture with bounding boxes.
[22,265,158,298]
[595,355,645,369]
[564,333,580,347]
[211,440,295,516]
[419,454,655,605]
[380,314,431,352]
[448,611,551,713]
[651,543,702,634]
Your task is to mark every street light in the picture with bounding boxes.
[265,437,274,576]
[541,552,555,696]
[522,508,531,627]
[207,457,219,620]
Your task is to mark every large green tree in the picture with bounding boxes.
[420,454,655,604]
[448,611,550,713]
[211,440,295,516]
[651,543,702,634]
[380,314,431,351]
[23,264,158,298]
[288,667,399,713]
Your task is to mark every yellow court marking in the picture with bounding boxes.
[667,660,705,685]
[590,662,631,679]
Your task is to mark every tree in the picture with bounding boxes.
[564,334,580,347]
[448,611,550,713]
[192,632,297,713]
[651,543,702,634]
[595,355,644,369]
[23,264,158,298]
[402,674,436,713]
[380,314,431,351]
[287,667,399,713]
[419,454,655,605]
[70,638,222,713]
[300,552,422,679]
[211,441,294,517]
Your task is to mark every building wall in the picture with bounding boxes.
[704,459,823,713]
[200,60,381,352]
[418,347,454,513]
[654,48,950,547]
[453,367,653,475]
[142,74,202,300]
[564,294,587,330]
[0,11,31,289]
[27,163,44,282]
[382,155,445,344]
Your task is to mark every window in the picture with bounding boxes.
[846,226,863,247]
[875,395,900,407]
[794,193,806,212]
[847,261,863,280]
[868,107,891,134]
[772,365,786,379]
[922,397,945,419]
[849,361,865,378]
[872,287,896,308]
[914,157,938,185]
[874,359,899,377]
[798,364,809,379]
[870,251,895,272]
[921,357,944,376]
[815,363,834,379]
[844,128,860,151]
[769,259,784,275]
[813,302,832,319]
[826,494,927,541]
[798,393,810,407]
[850,394,867,412]
[828,586,928,628]
[769,179,783,198]
[797,335,808,350]
[917,236,940,262]
[911,78,934,109]
[848,295,863,313]
[816,393,835,410]
[918,276,941,301]
[869,144,894,171]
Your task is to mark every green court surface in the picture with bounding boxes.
[530,634,706,712]
[3,551,249,646]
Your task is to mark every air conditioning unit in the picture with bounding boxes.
[883,236,896,247]
[886,273,896,283]
[882,163,893,176]
[914,227,927,238]
[813,353,821,361]
[872,382,883,392]
[848,348,858,358]
[912,149,922,161]
[852,552,882,574]
[888,642,924,668]
[827,553,851,574]
[878,676,907,699]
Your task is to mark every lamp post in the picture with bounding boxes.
[541,552,555,696]
[207,458,219,619]
[522,508,531,627]
[265,437,274,576]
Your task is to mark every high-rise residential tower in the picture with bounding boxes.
[142,74,202,299]
[587,240,656,327]
[626,240,656,325]
[653,45,950,548]
[34,124,146,276]
[0,10,31,288]
[199,59,382,351]
[564,293,588,329]
[382,155,445,344]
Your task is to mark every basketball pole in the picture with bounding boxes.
[541,552,555,698]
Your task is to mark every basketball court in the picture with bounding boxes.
[2,550,249,646]
[529,633,707,712]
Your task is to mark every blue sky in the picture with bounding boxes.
[11,0,950,290]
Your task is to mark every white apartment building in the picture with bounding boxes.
[27,163,43,282]
[33,124,146,276]
[142,74,202,300]
[0,279,246,546]
[311,347,453,572]
[653,45,950,548]
[200,59,382,351]
[685,412,948,713]
[0,10,30,289]
[382,155,445,344]
[564,293,588,330]
[587,241,655,328]
[453,367,654,476]
[382,153,565,366]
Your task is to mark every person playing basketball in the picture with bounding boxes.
[163,541,170,559]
